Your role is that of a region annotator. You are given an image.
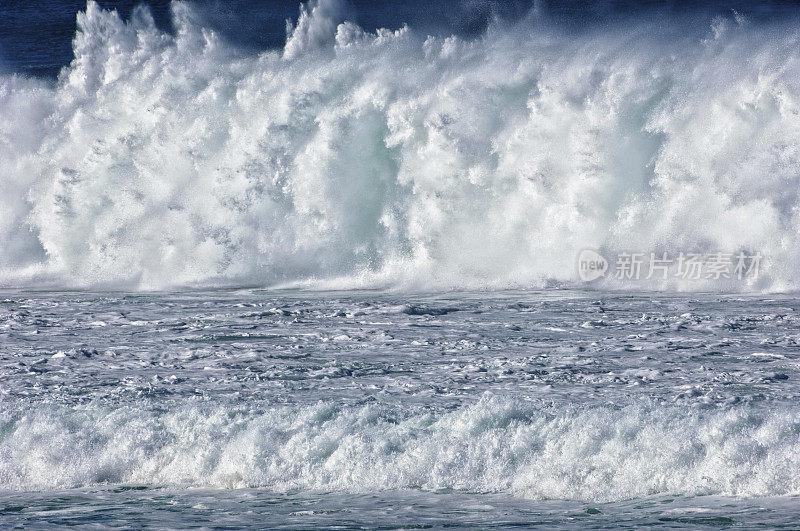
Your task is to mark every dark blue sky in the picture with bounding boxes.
[2,0,799,77]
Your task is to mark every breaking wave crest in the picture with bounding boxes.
[3,1,800,290]
[2,398,799,499]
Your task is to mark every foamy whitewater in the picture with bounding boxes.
[3,1,800,528]
[2,0,800,290]
[2,290,800,527]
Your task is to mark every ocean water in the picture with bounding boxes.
[3,0,800,528]
[3,290,800,527]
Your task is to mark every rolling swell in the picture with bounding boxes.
[1,398,798,499]
[2,1,800,290]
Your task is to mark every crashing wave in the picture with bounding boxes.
[1,1,800,290]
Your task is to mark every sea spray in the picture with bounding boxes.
[1,1,800,290]
[2,398,799,500]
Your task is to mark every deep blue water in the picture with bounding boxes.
[3,0,800,77]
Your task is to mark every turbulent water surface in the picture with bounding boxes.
[2,290,800,527]
[4,0,800,527]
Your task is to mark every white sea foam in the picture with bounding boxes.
[1,398,799,499]
[2,1,800,290]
